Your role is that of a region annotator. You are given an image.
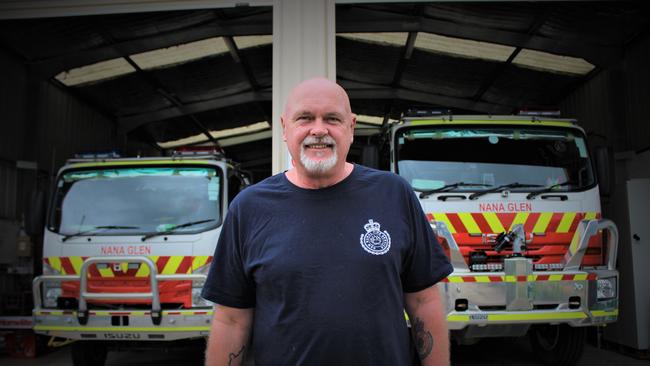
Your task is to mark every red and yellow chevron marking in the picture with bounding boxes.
[43,256,213,278]
[427,211,600,235]
[442,273,597,283]
[428,211,604,265]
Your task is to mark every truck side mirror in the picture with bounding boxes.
[360,145,379,169]
[594,146,613,197]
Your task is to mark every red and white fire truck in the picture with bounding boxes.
[387,113,618,365]
[31,149,249,365]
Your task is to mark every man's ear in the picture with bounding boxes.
[350,113,357,142]
[281,116,287,141]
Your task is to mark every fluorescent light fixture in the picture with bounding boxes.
[338,32,408,47]
[218,129,272,147]
[355,114,398,126]
[415,32,515,62]
[56,36,235,86]
[55,58,136,86]
[158,121,270,149]
[513,49,595,76]
[234,35,272,49]
[131,37,228,70]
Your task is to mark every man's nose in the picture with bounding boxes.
[309,118,328,136]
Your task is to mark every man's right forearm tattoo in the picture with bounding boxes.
[412,316,433,359]
[228,345,246,366]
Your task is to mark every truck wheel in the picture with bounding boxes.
[71,341,107,366]
[530,324,586,366]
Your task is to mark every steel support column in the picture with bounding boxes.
[271,0,336,174]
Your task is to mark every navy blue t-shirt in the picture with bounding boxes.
[202,164,452,365]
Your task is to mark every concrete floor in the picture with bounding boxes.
[1,337,647,366]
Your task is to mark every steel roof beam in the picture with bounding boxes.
[118,90,272,132]
[472,6,552,102]
[28,13,272,78]
[348,87,510,115]
[118,82,508,132]
[337,7,620,68]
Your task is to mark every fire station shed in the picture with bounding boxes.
[0,0,649,363]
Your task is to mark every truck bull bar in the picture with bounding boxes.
[33,256,206,325]
[432,218,619,331]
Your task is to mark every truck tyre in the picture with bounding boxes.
[71,341,107,366]
[530,324,586,366]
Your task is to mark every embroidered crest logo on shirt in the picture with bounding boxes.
[360,219,391,255]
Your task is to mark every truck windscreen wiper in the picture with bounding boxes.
[526,181,577,200]
[417,182,491,199]
[468,182,544,200]
[61,225,140,242]
[141,219,216,242]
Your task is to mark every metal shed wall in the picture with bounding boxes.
[0,48,122,221]
[561,32,650,154]
[0,51,28,162]
[33,82,117,172]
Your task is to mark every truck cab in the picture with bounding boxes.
[32,150,248,365]
[388,114,618,365]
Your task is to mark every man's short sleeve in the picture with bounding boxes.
[401,187,453,293]
[201,204,255,308]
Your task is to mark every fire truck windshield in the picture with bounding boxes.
[395,126,595,193]
[48,166,222,236]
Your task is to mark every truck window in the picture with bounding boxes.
[395,126,595,192]
[48,166,223,236]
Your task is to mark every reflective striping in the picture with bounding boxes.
[34,310,213,317]
[510,212,529,230]
[532,212,553,233]
[433,213,457,233]
[429,211,600,237]
[557,212,577,233]
[443,273,597,283]
[98,267,115,278]
[48,257,62,273]
[458,213,481,234]
[447,314,470,322]
[488,312,587,321]
[192,256,210,271]
[34,325,211,332]
[69,257,84,274]
[483,212,505,233]
[137,256,156,277]
[447,312,588,322]
[162,256,183,275]
[44,256,213,278]
[592,309,618,317]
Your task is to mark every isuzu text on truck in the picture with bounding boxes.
[384,113,618,365]
[32,149,248,366]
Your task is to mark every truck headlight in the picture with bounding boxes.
[192,287,214,308]
[597,277,617,300]
[43,283,62,308]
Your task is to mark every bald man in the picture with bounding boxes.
[202,78,452,366]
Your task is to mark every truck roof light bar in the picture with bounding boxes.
[403,108,452,118]
[73,150,122,159]
[517,109,561,117]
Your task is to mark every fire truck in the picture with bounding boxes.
[384,113,618,365]
[31,149,249,365]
